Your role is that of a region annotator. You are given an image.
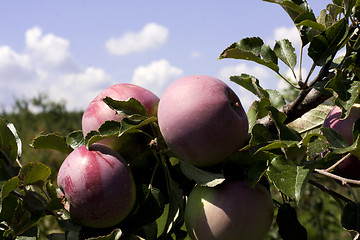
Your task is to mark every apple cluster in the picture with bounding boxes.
[57,75,274,239]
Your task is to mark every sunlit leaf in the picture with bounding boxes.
[274,39,297,70]
[30,133,73,154]
[287,104,334,133]
[267,156,310,202]
[219,37,279,73]
[18,162,51,186]
[66,130,84,150]
[0,116,22,164]
[308,19,348,66]
[179,161,225,187]
[1,176,20,201]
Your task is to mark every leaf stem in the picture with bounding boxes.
[299,43,304,82]
[303,62,316,88]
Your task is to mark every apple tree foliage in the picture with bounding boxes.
[1,0,360,239]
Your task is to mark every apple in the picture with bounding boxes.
[81,83,160,151]
[323,104,360,179]
[184,181,274,240]
[57,144,136,228]
[157,75,249,167]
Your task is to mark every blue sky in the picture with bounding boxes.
[0,1,327,112]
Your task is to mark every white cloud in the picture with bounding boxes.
[105,23,168,56]
[26,26,71,67]
[0,46,34,79]
[218,63,271,82]
[51,67,112,110]
[132,59,183,96]
[0,27,113,111]
[269,26,301,49]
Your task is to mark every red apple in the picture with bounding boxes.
[81,83,159,151]
[323,104,360,179]
[57,144,136,228]
[157,75,249,167]
[185,181,274,240]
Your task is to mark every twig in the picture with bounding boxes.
[314,168,360,185]
[325,153,352,172]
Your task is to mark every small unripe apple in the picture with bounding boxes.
[57,144,136,228]
[323,104,360,179]
[157,75,249,167]
[82,83,160,151]
[185,181,274,240]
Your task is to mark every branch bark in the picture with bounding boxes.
[257,88,332,132]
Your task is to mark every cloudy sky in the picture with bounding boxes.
[0,1,326,112]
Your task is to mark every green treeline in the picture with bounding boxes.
[1,94,83,179]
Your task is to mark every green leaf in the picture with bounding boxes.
[0,193,18,222]
[122,186,165,234]
[267,156,311,202]
[66,130,84,150]
[331,135,360,159]
[1,176,20,201]
[267,106,302,141]
[179,160,225,187]
[247,98,272,131]
[256,140,299,153]
[249,123,274,147]
[219,37,279,73]
[287,104,334,133]
[224,151,270,185]
[308,18,348,66]
[230,74,269,99]
[266,89,287,109]
[18,162,51,186]
[264,0,313,24]
[274,39,297,70]
[103,97,147,117]
[30,133,73,154]
[88,229,122,240]
[276,203,308,240]
[296,19,326,32]
[158,170,185,238]
[0,116,22,164]
[321,127,349,149]
[325,71,360,114]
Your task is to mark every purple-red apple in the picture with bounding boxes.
[184,181,274,240]
[323,104,360,179]
[157,75,249,167]
[57,144,136,228]
[81,83,159,151]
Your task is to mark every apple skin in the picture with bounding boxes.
[157,75,249,167]
[81,83,159,151]
[57,144,136,228]
[184,181,274,240]
[323,105,360,179]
